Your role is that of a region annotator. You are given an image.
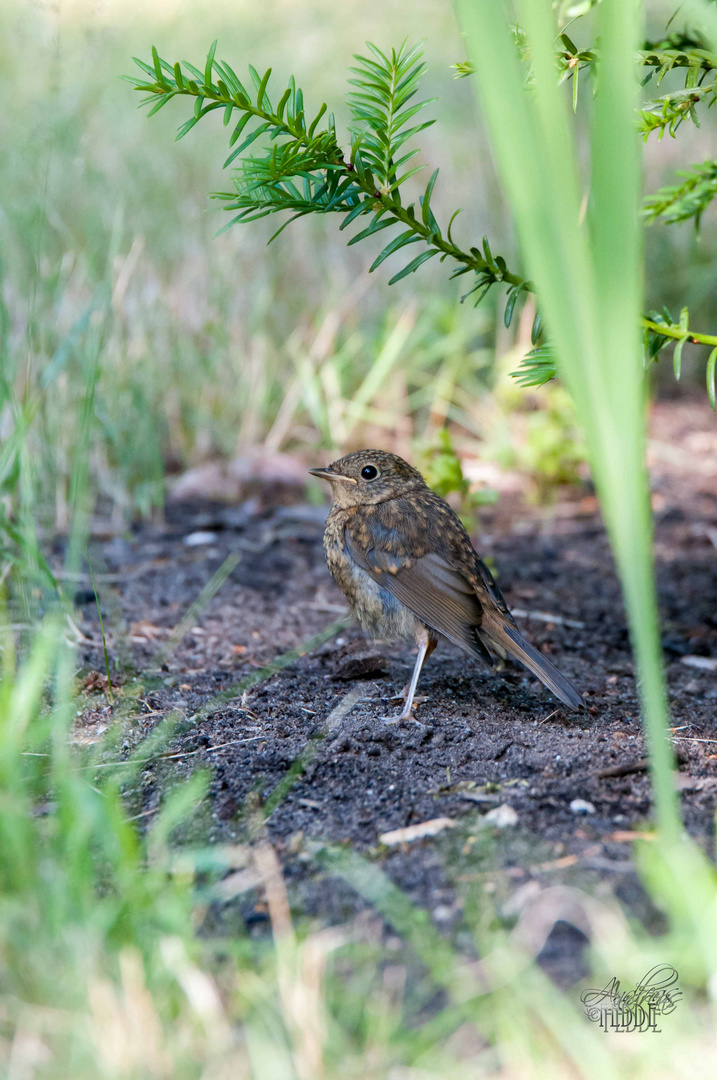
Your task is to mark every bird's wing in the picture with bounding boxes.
[343,509,583,710]
[473,553,513,623]
[344,529,494,664]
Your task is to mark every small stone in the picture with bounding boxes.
[183,530,218,546]
[680,655,717,672]
[482,803,519,828]
[570,798,596,815]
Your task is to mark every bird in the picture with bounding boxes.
[309,449,583,722]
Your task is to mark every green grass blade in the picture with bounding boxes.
[457,0,679,839]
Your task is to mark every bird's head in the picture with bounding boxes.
[309,449,427,508]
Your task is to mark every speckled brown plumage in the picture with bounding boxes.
[310,449,583,720]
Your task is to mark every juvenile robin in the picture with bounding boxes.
[310,449,582,722]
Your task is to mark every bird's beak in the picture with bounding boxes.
[308,467,357,485]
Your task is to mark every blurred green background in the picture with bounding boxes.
[3,0,715,530]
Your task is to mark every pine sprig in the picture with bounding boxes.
[127,41,528,308]
[347,41,436,194]
[644,159,717,228]
[126,35,717,409]
[456,38,717,123]
[510,344,557,388]
[515,309,717,405]
[126,48,343,162]
[638,82,717,140]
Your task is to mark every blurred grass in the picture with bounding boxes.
[2,622,717,1077]
[3,0,715,529]
[1,0,503,527]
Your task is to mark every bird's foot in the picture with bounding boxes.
[378,705,425,727]
[387,693,429,706]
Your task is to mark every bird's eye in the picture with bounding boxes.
[361,465,379,480]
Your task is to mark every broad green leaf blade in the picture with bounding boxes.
[457,0,678,839]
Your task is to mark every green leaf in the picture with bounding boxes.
[510,344,556,387]
[182,61,204,81]
[228,111,252,147]
[446,208,463,246]
[707,347,717,410]
[531,309,542,345]
[388,248,438,284]
[389,165,427,190]
[308,102,328,138]
[146,93,175,117]
[340,202,371,229]
[504,285,524,328]
[274,87,291,123]
[267,210,312,243]
[644,159,717,229]
[347,217,393,246]
[673,337,685,380]
[214,60,249,101]
[223,123,271,168]
[127,38,526,319]
[257,68,272,110]
[132,57,156,78]
[151,45,168,86]
[204,40,218,87]
[369,230,420,272]
[420,168,439,228]
[175,115,199,140]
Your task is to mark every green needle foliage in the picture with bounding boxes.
[644,157,717,226]
[127,41,528,297]
[457,24,717,130]
[346,42,436,194]
[127,12,717,408]
[639,81,717,138]
[510,343,558,389]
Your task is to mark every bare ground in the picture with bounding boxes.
[69,399,717,985]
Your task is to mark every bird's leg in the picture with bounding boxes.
[381,630,435,723]
[392,636,437,702]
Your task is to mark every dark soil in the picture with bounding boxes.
[70,400,717,985]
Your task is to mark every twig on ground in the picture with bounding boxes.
[512,608,585,628]
[596,758,650,779]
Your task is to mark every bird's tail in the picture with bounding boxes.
[481,619,583,711]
